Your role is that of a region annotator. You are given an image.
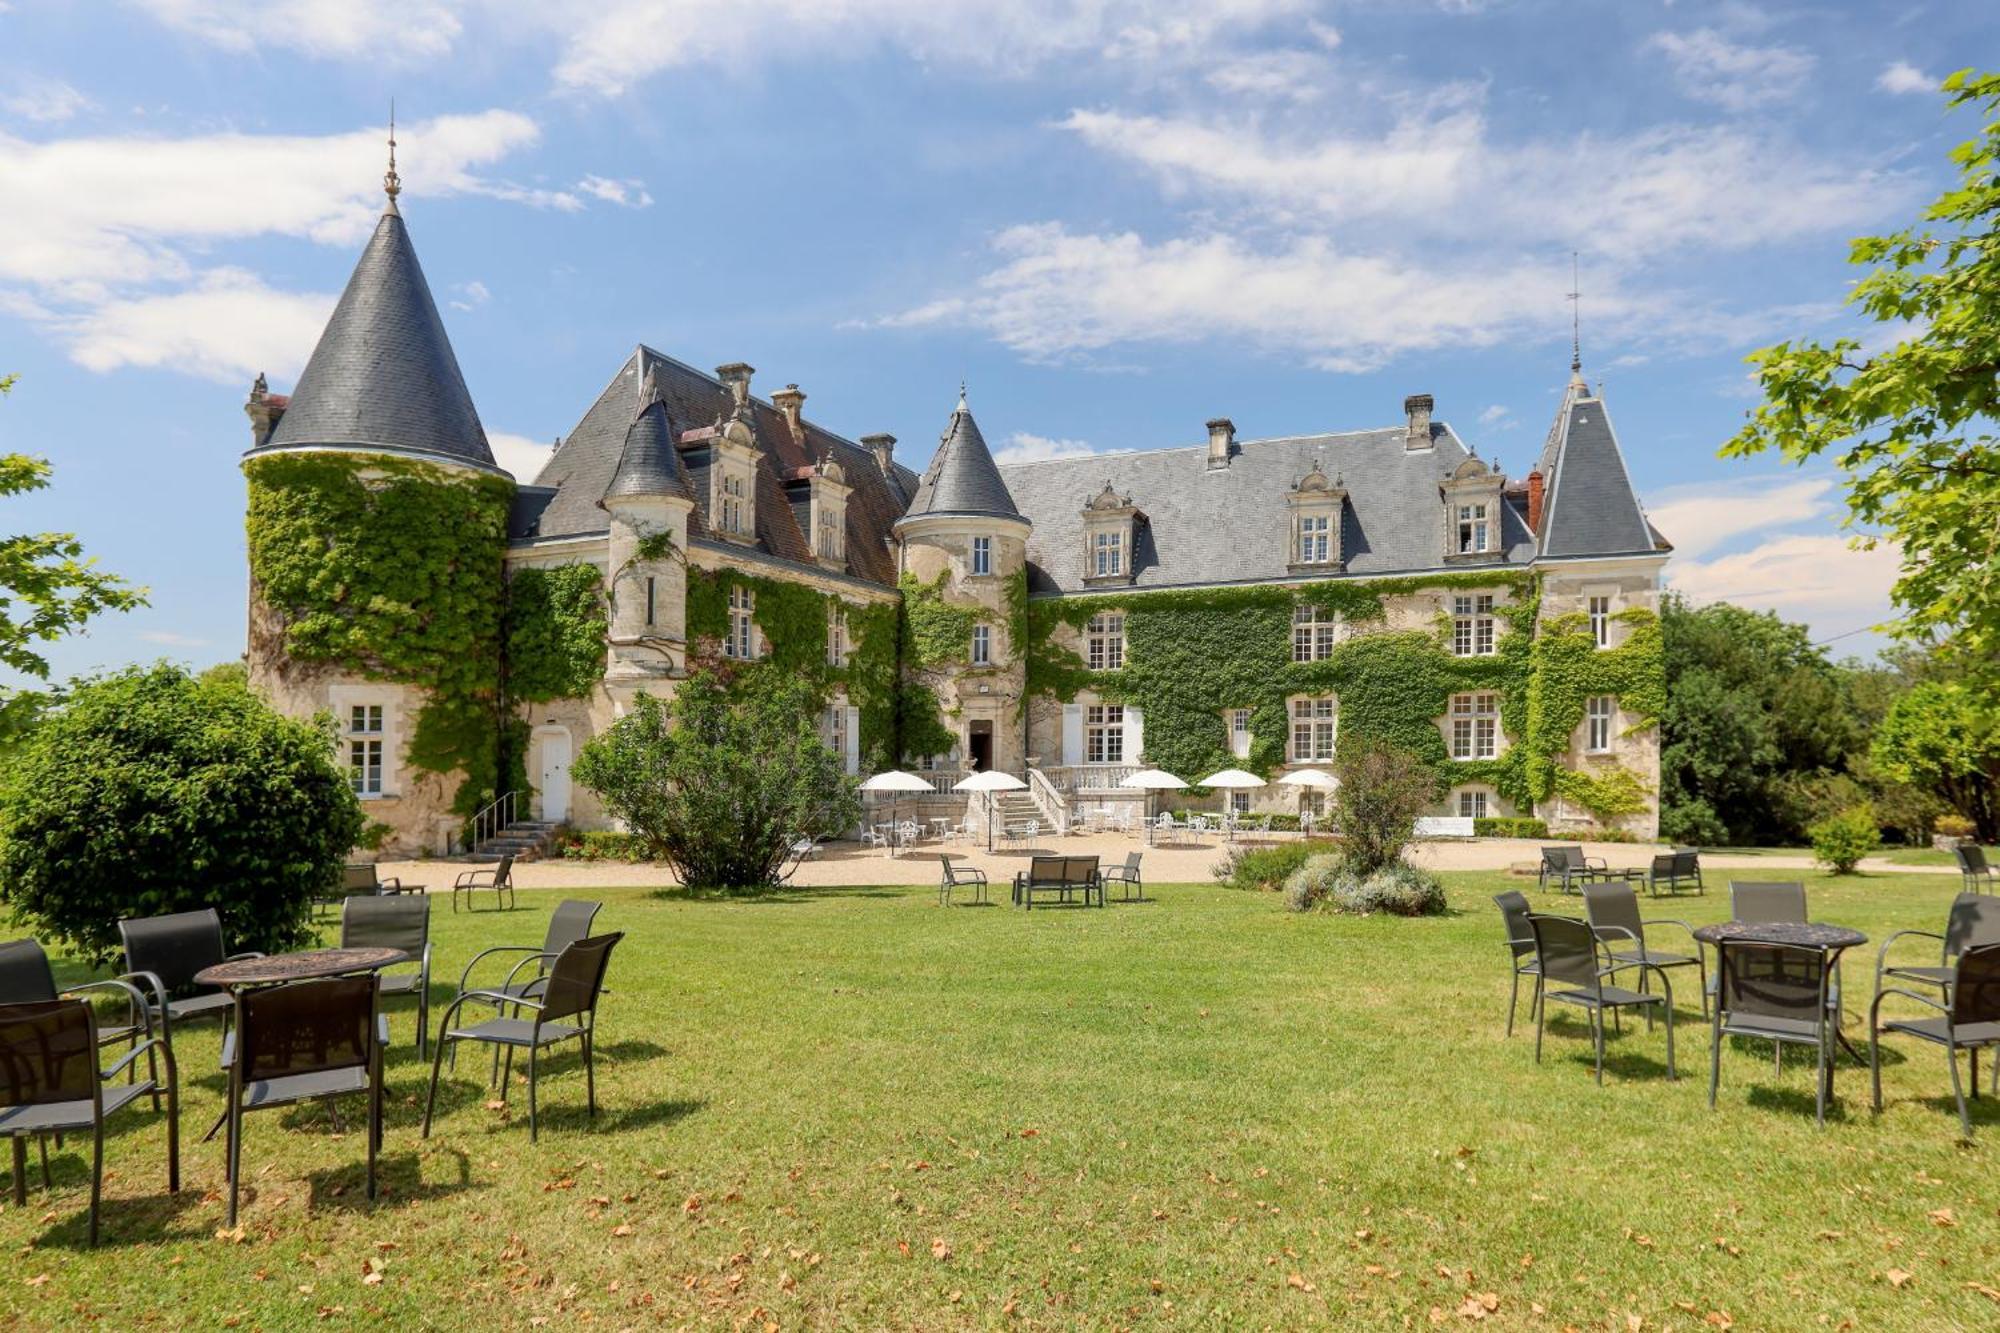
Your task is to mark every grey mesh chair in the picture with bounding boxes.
[1583,883,1707,1018]
[1957,844,1996,894]
[116,910,262,1088]
[424,933,622,1141]
[1710,940,1838,1126]
[1492,891,1541,1037]
[0,999,179,1245]
[0,939,157,1103]
[939,861,988,906]
[1102,853,1144,902]
[224,976,385,1228]
[341,895,433,1057]
[1646,850,1703,897]
[1870,943,2000,1139]
[451,900,601,1072]
[1539,846,1608,894]
[1731,881,1808,923]
[452,855,515,913]
[1874,893,2000,997]
[1527,914,1677,1084]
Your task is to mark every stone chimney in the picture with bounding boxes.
[244,372,281,447]
[1206,418,1235,470]
[771,383,807,442]
[1404,394,1434,450]
[1526,468,1545,534]
[716,362,755,409]
[861,432,896,478]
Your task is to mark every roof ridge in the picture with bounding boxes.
[995,422,1466,470]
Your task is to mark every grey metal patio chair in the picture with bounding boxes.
[1102,852,1144,902]
[451,899,602,1071]
[223,976,385,1227]
[1583,882,1707,1018]
[453,855,516,913]
[423,932,622,1142]
[1492,891,1541,1037]
[1722,881,1842,1023]
[1539,845,1609,894]
[341,895,433,1057]
[116,910,262,1078]
[1527,913,1677,1084]
[1709,939,1838,1126]
[1645,849,1703,897]
[1957,844,1997,894]
[939,860,988,906]
[1872,893,2000,1095]
[1870,942,2000,1139]
[0,939,158,1106]
[0,999,179,1246]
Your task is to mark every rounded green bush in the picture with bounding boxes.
[0,664,364,964]
[1283,856,1447,916]
[1810,803,1882,874]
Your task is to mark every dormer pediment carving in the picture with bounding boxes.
[1442,450,1506,563]
[1286,460,1346,574]
[1080,478,1139,586]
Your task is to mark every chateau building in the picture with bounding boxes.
[242,175,1669,855]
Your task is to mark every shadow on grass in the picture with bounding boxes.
[26,1178,206,1251]
[303,1147,482,1214]
[649,884,905,906]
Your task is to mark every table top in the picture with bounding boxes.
[195,946,409,988]
[1691,921,1868,950]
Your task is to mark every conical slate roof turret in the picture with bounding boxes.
[600,369,686,504]
[896,386,1023,527]
[253,205,496,472]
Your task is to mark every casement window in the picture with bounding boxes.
[1230,707,1252,759]
[1086,612,1125,671]
[1589,595,1612,648]
[725,585,756,659]
[1085,703,1125,764]
[1230,790,1251,815]
[1296,513,1333,565]
[644,576,657,628]
[720,473,748,536]
[970,536,992,576]
[1586,695,1614,753]
[1450,692,1499,760]
[971,624,992,666]
[1452,594,1496,657]
[826,604,848,668]
[1092,530,1124,577]
[822,704,847,757]
[1458,789,1489,820]
[347,704,384,797]
[1456,502,1490,555]
[817,510,842,561]
[1289,696,1337,763]
[1292,604,1337,662]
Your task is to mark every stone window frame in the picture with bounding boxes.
[1086,612,1125,671]
[826,602,848,668]
[331,686,400,800]
[1085,703,1126,764]
[1585,694,1615,754]
[1456,788,1491,819]
[970,535,992,577]
[725,585,757,660]
[1289,694,1337,763]
[1451,593,1497,657]
[1449,691,1499,760]
[1292,604,1338,662]
[971,623,992,667]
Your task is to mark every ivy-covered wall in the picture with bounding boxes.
[1023,573,1663,822]
[505,563,609,703]
[245,453,513,817]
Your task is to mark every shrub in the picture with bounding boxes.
[552,830,651,862]
[1283,856,1447,916]
[1332,741,1440,875]
[1810,804,1882,874]
[1935,813,1976,841]
[1215,841,1317,892]
[0,664,364,965]
[1283,854,1342,912]
[572,666,860,891]
[1474,816,1549,839]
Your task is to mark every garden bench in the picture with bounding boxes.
[1012,855,1103,909]
[1646,849,1704,897]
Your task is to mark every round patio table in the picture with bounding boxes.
[194,946,408,989]
[1692,921,1868,1061]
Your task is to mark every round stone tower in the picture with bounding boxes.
[597,366,694,700]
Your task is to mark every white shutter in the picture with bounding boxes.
[1124,706,1145,765]
[844,706,861,776]
[1061,704,1083,766]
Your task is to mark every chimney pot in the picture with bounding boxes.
[1404,393,1434,450]
[860,432,897,478]
[1205,417,1236,469]
[771,382,807,441]
[715,362,755,407]
[1526,468,1545,534]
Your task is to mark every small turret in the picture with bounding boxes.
[599,368,693,688]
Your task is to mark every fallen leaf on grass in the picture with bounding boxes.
[1928,1207,1957,1228]
[1456,1292,1497,1320]
[930,1237,952,1261]
[1286,1273,1315,1293]
[682,1194,701,1213]
[215,1226,247,1244]
[1704,1313,1733,1329]
[612,1224,635,1237]
[1965,1282,2000,1305]
[24,1274,49,1288]
[1886,1268,1913,1289]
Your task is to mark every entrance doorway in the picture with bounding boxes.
[538,728,572,822]
[967,721,994,773]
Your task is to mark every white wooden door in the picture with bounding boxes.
[539,729,572,822]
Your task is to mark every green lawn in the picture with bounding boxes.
[5,871,1999,1329]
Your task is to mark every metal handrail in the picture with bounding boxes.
[470,789,516,852]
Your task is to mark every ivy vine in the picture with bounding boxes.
[505,564,609,703]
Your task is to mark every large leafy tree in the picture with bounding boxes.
[1658,595,1864,846]
[1722,70,2000,679]
[0,374,147,743]
[572,666,861,891]
[1870,681,2000,842]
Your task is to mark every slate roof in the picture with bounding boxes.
[252,208,496,472]
[600,371,686,502]
[520,347,917,588]
[897,395,1023,525]
[1537,392,1660,558]
[1000,423,1541,595]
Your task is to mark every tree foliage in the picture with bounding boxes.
[1332,741,1440,876]
[1870,680,2000,841]
[571,666,861,891]
[1722,70,2000,680]
[0,664,364,965]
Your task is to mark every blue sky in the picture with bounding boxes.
[0,0,1982,681]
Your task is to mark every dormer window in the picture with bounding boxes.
[1285,463,1346,574]
[709,407,760,546]
[808,457,850,569]
[1441,454,1505,563]
[1456,503,1489,554]
[1080,481,1140,587]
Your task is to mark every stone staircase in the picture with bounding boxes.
[472,819,560,861]
[991,792,1042,834]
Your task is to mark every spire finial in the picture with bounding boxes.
[956,378,968,413]
[383,100,402,213]
[1566,249,1580,374]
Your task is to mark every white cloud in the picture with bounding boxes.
[63,268,334,382]
[1666,532,1902,628]
[489,431,557,482]
[140,629,211,648]
[1646,474,1839,561]
[1,76,91,124]
[576,175,655,208]
[1203,49,1334,102]
[993,432,1104,465]
[1646,28,1815,111]
[1477,404,1514,429]
[1875,60,1936,95]
[450,279,491,312]
[127,0,463,62]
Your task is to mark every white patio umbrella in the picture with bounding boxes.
[1275,768,1337,834]
[1120,768,1188,845]
[1198,768,1267,841]
[859,770,934,856]
[955,770,1029,852]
